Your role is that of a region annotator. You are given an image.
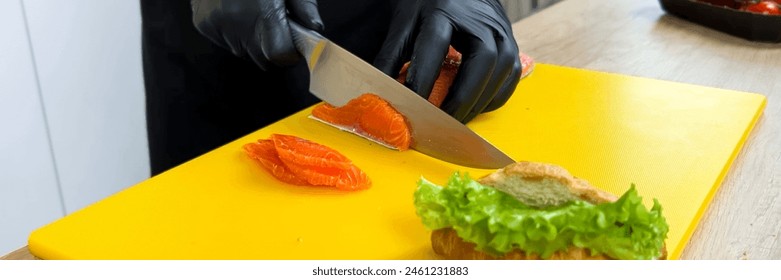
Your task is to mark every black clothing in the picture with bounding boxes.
[140,0,392,175]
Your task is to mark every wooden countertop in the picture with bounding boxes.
[3,0,779,260]
[512,0,780,260]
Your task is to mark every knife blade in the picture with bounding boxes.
[289,22,514,169]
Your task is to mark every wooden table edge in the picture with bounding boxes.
[1,246,39,260]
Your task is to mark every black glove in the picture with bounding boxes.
[373,0,521,123]
[191,0,324,70]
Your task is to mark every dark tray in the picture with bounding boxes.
[659,0,781,42]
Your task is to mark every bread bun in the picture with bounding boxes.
[430,161,667,260]
[477,161,617,207]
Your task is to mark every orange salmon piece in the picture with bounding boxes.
[396,46,461,108]
[271,134,353,170]
[283,161,371,191]
[243,134,371,191]
[357,95,411,151]
[243,140,309,186]
[312,94,412,151]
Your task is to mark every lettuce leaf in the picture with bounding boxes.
[414,172,669,260]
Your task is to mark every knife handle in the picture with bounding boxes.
[290,21,326,69]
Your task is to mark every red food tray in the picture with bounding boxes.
[659,0,781,42]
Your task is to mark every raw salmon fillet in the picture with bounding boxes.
[311,93,412,151]
[243,134,371,191]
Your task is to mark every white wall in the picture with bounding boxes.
[23,0,149,214]
[0,0,65,255]
[0,0,149,253]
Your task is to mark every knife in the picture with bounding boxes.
[289,22,515,169]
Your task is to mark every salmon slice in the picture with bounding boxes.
[243,134,371,190]
[284,161,371,191]
[272,134,353,170]
[243,140,309,186]
[396,46,461,107]
[312,93,412,151]
[519,51,535,79]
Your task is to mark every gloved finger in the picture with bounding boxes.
[461,35,518,122]
[257,0,299,66]
[482,53,521,113]
[286,0,324,32]
[191,0,236,55]
[440,33,498,123]
[405,13,453,100]
[194,19,234,54]
[246,35,273,71]
[372,0,421,77]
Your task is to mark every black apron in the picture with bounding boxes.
[140,0,392,175]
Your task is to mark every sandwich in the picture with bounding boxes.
[413,161,669,260]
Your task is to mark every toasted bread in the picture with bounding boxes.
[430,161,667,260]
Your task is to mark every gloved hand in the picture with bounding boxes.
[373,0,521,123]
[190,0,324,70]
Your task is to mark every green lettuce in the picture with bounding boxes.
[414,172,669,260]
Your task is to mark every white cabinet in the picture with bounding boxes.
[0,0,64,254]
[22,0,149,213]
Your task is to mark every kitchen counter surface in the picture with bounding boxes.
[511,0,780,260]
[3,0,779,260]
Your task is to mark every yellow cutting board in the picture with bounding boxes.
[28,64,766,260]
